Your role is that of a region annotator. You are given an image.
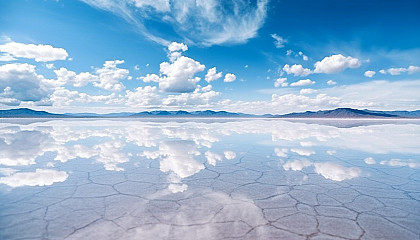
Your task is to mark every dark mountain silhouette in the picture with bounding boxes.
[1,108,420,118]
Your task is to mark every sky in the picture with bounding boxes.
[0,0,419,114]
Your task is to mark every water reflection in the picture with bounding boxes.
[0,119,419,188]
[1,119,419,239]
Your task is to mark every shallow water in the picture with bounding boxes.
[0,119,419,239]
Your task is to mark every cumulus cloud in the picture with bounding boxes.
[282,64,312,77]
[81,0,268,46]
[138,42,206,92]
[205,67,223,83]
[379,65,420,75]
[54,67,99,87]
[0,63,53,105]
[0,41,68,62]
[364,70,376,78]
[224,73,236,82]
[159,56,205,92]
[290,79,315,87]
[168,42,188,52]
[126,86,161,107]
[314,54,361,74]
[271,34,287,48]
[274,77,288,87]
[93,60,128,91]
[0,169,68,187]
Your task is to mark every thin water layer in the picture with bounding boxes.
[0,119,419,239]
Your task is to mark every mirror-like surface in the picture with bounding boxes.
[1,119,419,240]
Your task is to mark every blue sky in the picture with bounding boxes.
[0,0,419,114]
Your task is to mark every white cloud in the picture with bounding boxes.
[313,162,361,181]
[314,54,361,74]
[274,77,288,87]
[300,88,317,95]
[159,56,205,92]
[380,65,420,75]
[125,86,160,107]
[290,79,315,87]
[282,64,312,77]
[326,80,337,85]
[0,169,68,187]
[168,42,188,52]
[364,70,376,78]
[0,53,16,61]
[0,63,53,105]
[0,41,68,62]
[54,67,99,87]
[286,49,293,56]
[140,73,160,83]
[224,73,236,82]
[271,34,287,48]
[224,151,236,160]
[205,67,223,83]
[93,60,128,91]
[81,0,268,46]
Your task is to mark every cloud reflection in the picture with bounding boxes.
[0,168,68,187]
[0,119,419,188]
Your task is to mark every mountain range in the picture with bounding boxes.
[1,108,420,118]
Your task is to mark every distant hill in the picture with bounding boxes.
[1,108,420,118]
[0,108,65,118]
[277,108,418,118]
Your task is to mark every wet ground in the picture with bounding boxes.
[0,119,419,239]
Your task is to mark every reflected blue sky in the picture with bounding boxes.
[1,119,420,188]
[0,119,419,239]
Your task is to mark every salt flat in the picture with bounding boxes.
[0,119,419,239]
